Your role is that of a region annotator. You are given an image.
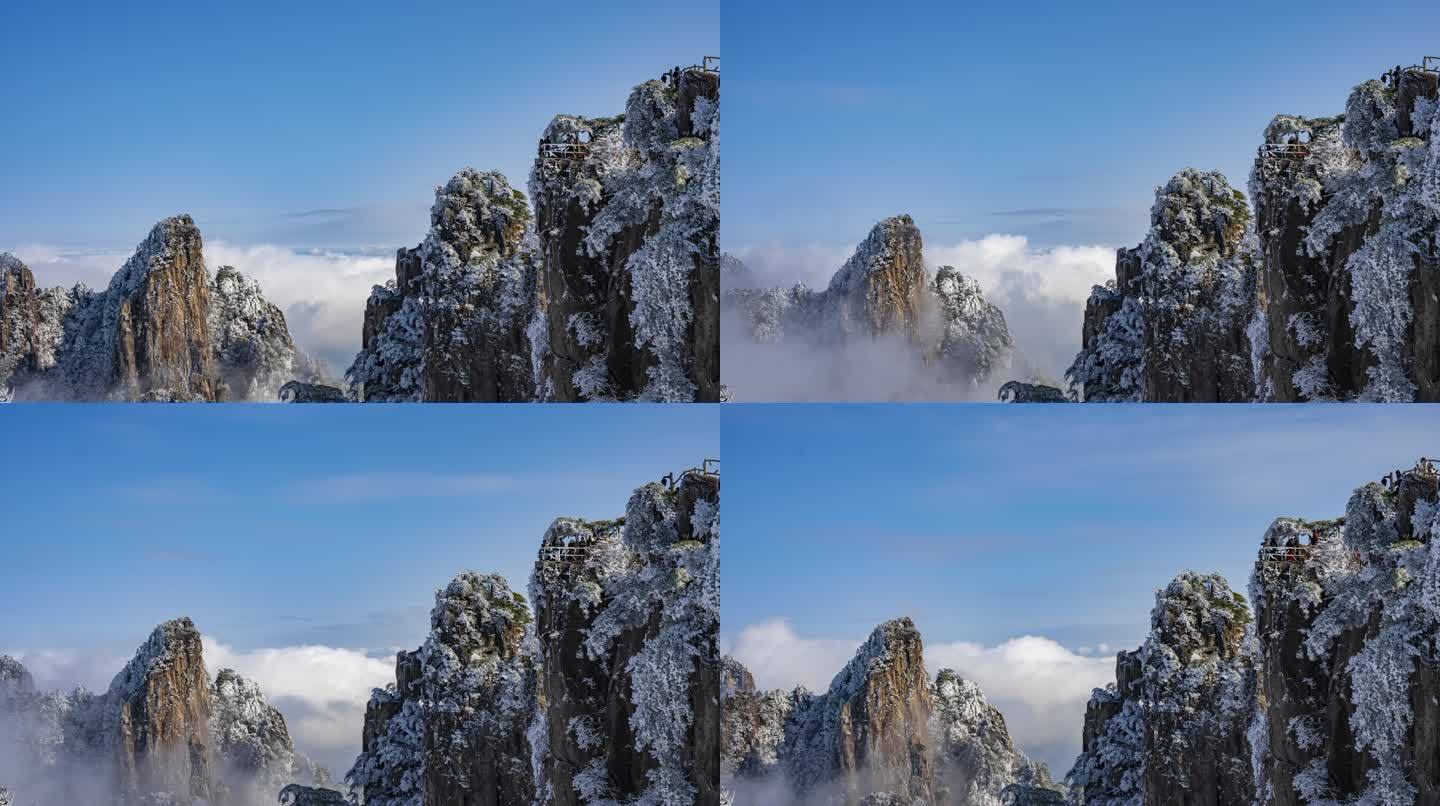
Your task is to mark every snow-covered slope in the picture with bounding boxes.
[1248,67,1440,401]
[0,217,309,401]
[349,467,721,805]
[1066,460,1440,805]
[347,169,537,402]
[528,67,721,402]
[1248,460,1440,804]
[210,266,308,402]
[348,571,535,806]
[211,668,327,805]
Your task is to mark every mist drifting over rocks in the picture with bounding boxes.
[723,216,1040,401]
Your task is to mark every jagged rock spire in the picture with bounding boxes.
[1069,169,1257,402]
[1068,572,1254,805]
[724,218,1016,396]
[0,217,303,401]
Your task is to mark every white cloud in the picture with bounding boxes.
[924,634,1114,756]
[726,235,1116,385]
[203,241,395,372]
[727,619,1115,773]
[724,619,862,692]
[203,637,394,765]
[5,647,129,693]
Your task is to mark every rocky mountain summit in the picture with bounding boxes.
[0,619,332,805]
[1067,170,1257,402]
[1069,63,1440,402]
[349,65,720,402]
[0,218,321,401]
[722,618,1059,805]
[349,466,721,805]
[723,216,1015,398]
[1068,459,1440,805]
[1067,573,1255,805]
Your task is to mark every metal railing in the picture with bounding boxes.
[539,544,591,580]
[1260,142,1311,178]
[1262,142,1310,159]
[540,142,590,161]
[663,458,720,490]
[1260,546,1310,564]
[538,142,591,179]
[1382,458,1439,491]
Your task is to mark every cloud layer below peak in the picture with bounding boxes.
[725,618,1114,776]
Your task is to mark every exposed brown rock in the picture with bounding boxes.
[106,618,215,803]
[1,218,303,401]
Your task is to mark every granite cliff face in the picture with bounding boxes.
[349,468,721,806]
[1068,573,1255,806]
[1248,67,1440,401]
[1070,64,1440,403]
[784,618,937,805]
[723,619,1057,805]
[1064,461,1440,805]
[0,218,308,401]
[724,217,1015,398]
[0,619,329,805]
[105,618,216,802]
[1247,461,1440,804]
[347,573,535,806]
[1067,171,1257,402]
[347,170,537,402]
[528,68,721,402]
[349,66,721,402]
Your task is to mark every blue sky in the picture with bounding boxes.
[723,404,1436,646]
[723,0,1440,251]
[1,405,718,654]
[0,0,718,249]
